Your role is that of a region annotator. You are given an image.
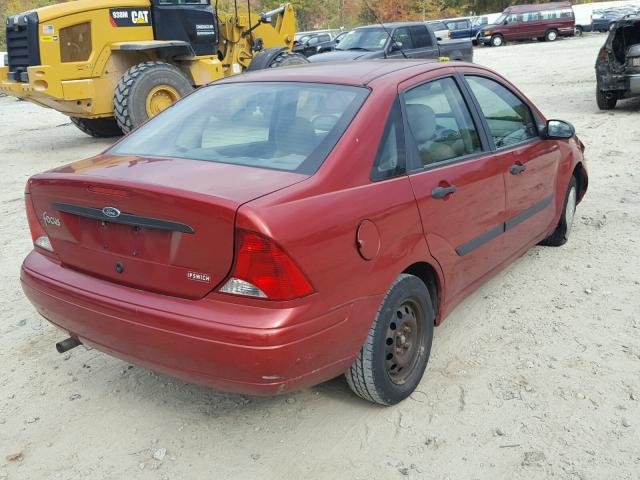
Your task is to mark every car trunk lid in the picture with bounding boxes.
[28,154,307,299]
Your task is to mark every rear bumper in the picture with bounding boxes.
[21,250,380,395]
[0,65,102,116]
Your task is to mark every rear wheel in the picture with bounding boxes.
[70,117,122,138]
[596,87,617,110]
[540,176,577,247]
[345,274,435,405]
[575,26,584,37]
[268,51,309,68]
[491,34,504,47]
[113,61,193,134]
[545,29,559,42]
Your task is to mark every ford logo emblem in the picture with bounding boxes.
[102,206,121,218]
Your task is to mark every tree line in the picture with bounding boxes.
[1,0,600,49]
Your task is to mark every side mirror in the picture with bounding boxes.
[503,19,509,25]
[390,41,403,52]
[543,119,575,139]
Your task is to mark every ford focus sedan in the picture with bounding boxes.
[21,60,587,405]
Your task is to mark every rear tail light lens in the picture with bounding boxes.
[219,230,314,301]
[25,194,54,252]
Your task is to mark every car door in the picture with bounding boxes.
[462,71,561,253]
[399,69,514,301]
[408,25,438,58]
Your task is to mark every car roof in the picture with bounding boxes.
[220,60,478,87]
[357,21,428,29]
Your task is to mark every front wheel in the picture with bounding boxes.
[345,274,434,405]
[575,26,584,37]
[540,176,577,247]
[491,34,504,47]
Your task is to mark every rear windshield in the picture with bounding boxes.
[110,82,369,174]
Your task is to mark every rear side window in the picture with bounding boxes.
[403,77,481,168]
[110,82,369,175]
[371,99,405,181]
[465,75,538,149]
[409,25,432,47]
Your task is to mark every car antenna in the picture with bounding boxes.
[362,0,408,59]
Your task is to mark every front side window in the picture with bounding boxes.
[465,75,538,149]
[392,27,414,49]
[403,77,482,167]
[110,82,369,174]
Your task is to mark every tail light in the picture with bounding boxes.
[219,230,314,301]
[25,194,53,252]
[597,47,607,62]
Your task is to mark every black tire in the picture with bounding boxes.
[596,87,617,110]
[345,274,435,405]
[70,117,123,138]
[113,61,193,134]
[545,29,559,42]
[267,51,310,68]
[575,26,583,37]
[490,34,504,47]
[540,176,577,247]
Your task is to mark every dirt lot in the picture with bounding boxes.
[1,34,639,480]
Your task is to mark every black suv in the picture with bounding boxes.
[595,16,640,110]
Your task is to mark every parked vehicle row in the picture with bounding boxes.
[592,4,640,32]
[309,22,473,64]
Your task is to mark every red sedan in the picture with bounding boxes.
[21,60,587,405]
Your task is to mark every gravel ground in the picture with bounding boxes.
[0,34,639,480]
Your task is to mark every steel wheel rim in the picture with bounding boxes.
[146,85,180,117]
[493,36,502,46]
[384,298,424,385]
[565,186,577,235]
[548,31,557,41]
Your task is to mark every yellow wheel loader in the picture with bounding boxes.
[0,1,307,136]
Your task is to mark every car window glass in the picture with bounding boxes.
[371,98,405,181]
[111,82,369,175]
[409,25,432,47]
[465,75,538,149]
[403,77,482,167]
[393,27,414,49]
[308,37,318,45]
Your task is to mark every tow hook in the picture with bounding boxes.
[56,337,82,353]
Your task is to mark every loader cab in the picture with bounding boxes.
[151,0,218,56]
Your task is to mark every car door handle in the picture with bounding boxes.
[431,185,457,199]
[510,163,527,175]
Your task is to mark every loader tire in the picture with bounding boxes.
[267,51,310,68]
[113,61,193,134]
[70,117,123,138]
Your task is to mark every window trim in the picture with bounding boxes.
[399,74,492,173]
[459,72,543,153]
[370,97,407,182]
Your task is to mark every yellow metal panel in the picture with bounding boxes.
[185,57,224,86]
[36,0,151,22]
[39,9,154,82]
[62,79,96,100]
